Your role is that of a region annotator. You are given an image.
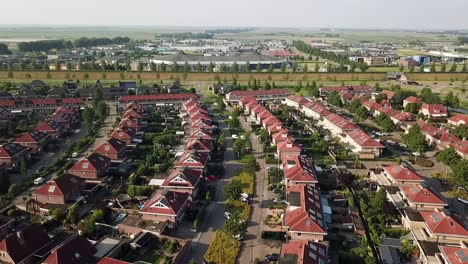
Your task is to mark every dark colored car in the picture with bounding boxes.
[265,253,279,262]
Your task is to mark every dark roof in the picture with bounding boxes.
[419,241,440,257]
[289,191,301,207]
[155,51,285,63]
[0,143,28,158]
[383,185,400,195]
[42,234,96,264]
[119,81,137,90]
[48,88,69,97]
[0,215,13,226]
[34,173,84,197]
[131,232,154,248]
[31,80,48,87]
[0,223,52,263]
[16,85,38,96]
[404,210,424,222]
[62,82,78,90]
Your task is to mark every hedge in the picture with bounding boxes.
[225,200,251,221]
[233,171,254,195]
[204,231,240,264]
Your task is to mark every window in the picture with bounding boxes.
[82,163,89,169]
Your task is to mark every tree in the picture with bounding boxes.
[375,93,388,103]
[449,63,457,73]
[223,214,247,237]
[172,62,178,72]
[440,64,446,72]
[314,63,320,72]
[451,125,468,139]
[437,147,461,166]
[232,139,247,158]
[160,62,166,72]
[82,107,95,131]
[444,92,459,108]
[220,64,227,72]
[208,62,214,72]
[183,61,190,72]
[303,64,308,72]
[93,87,103,107]
[223,180,242,201]
[327,91,343,107]
[430,63,436,72]
[402,124,429,153]
[419,64,425,72]
[462,63,467,73]
[137,62,144,72]
[450,160,468,188]
[421,88,441,104]
[195,62,202,72]
[375,113,395,132]
[268,64,274,73]
[66,205,78,224]
[355,106,368,120]
[349,99,361,113]
[256,63,262,72]
[232,62,239,73]
[245,61,250,72]
[0,43,10,55]
[280,63,286,72]
[20,158,28,175]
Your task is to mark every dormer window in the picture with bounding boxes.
[83,163,89,169]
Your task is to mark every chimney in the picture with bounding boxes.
[16,231,25,245]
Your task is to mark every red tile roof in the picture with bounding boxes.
[124,102,143,111]
[69,153,111,173]
[95,138,127,156]
[0,143,28,158]
[185,138,212,152]
[229,89,290,97]
[419,104,448,116]
[111,126,137,140]
[277,140,302,152]
[98,257,130,264]
[140,190,189,216]
[285,185,327,234]
[281,240,328,264]
[190,128,214,140]
[439,246,468,264]
[35,119,63,132]
[119,117,139,129]
[305,103,332,116]
[410,120,438,133]
[14,130,49,144]
[42,234,96,264]
[283,155,318,184]
[175,151,209,168]
[381,90,396,101]
[239,96,256,105]
[324,114,358,130]
[404,96,422,104]
[0,223,51,263]
[345,129,384,148]
[420,211,468,237]
[34,173,84,197]
[119,93,197,103]
[286,95,309,105]
[384,165,423,182]
[400,184,446,205]
[448,114,468,126]
[162,167,202,189]
[451,140,468,155]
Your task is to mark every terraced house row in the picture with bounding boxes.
[239,96,330,264]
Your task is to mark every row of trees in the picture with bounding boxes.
[293,40,369,72]
[17,37,131,52]
[436,148,468,189]
[0,43,10,55]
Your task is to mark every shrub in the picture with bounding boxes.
[415,158,434,167]
[233,172,254,195]
[261,231,286,241]
[204,231,240,264]
[225,200,251,220]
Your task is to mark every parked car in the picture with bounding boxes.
[240,197,251,204]
[71,152,79,158]
[232,134,239,139]
[265,253,279,262]
[224,212,232,219]
[34,177,45,185]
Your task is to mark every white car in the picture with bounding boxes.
[224,212,232,219]
[71,152,79,158]
[34,177,45,185]
[232,134,239,139]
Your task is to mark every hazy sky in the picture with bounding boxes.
[1,0,467,29]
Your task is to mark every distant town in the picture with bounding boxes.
[0,27,467,264]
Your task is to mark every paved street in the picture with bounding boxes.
[237,116,281,264]
[189,106,245,262]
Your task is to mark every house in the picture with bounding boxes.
[94,138,127,160]
[14,131,49,154]
[226,89,290,104]
[189,128,214,141]
[262,115,280,130]
[119,81,137,92]
[175,151,208,169]
[284,184,327,241]
[437,246,468,264]
[284,95,309,109]
[30,80,48,89]
[342,129,384,158]
[212,83,232,95]
[140,190,189,229]
[377,165,424,186]
[0,143,29,169]
[399,184,447,211]
[118,117,139,130]
[185,138,212,153]
[321,114,357,138]
[272,129,292,146]
[111,126,136,144]
[0,92,13,100]
[48,87,70,98]
[118,94,198,106]
[276,140,301,159]
[42,233,96,264]
[282,155,318,186]
[319,85,373,97]
[419,104,448,118]
[426,130,461,149]
[403,209,468,244]
[32,173,85,205]
[301,102,333,120]
[167,82,182,94]
[0,223,52,264]
[161,167,203,198]
[16,85,39,99]
[123,109,143,120]
[68,153,111,181]
[450,140,468,159]
[35,120,64,139]
[280,240,328,264]
[0,216,13,240]
[381,90,396,101]
[124,102,143,112]
[403,96,422,108]
[448,114,468,126]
